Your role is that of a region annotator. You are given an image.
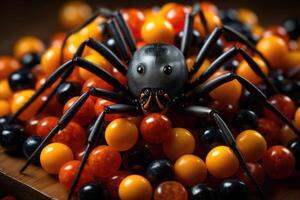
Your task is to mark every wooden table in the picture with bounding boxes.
[0,145,300,200]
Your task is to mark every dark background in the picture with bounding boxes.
[0,0,299,54]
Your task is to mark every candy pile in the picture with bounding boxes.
[0,1,300,200]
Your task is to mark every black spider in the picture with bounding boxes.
[9,4,300,200]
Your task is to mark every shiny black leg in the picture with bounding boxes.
[187,46,278,94]
[187,72,300,136]
[179,105,264,200]
[67,103,139,200]
[19,87,136,173]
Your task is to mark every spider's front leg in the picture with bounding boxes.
[20,87,136,173]
[177,105,264,199]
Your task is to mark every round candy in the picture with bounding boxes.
[141,17,175,44]
[11,89,43,121]
[235,162,265,191]
[140,113,172,144]
[146,159,174,185]
[262,145,295,179]
[0,56,21,79]
[0,125,25,152]
[105,118,138,151]
[22,136,43,158]
[21,53,40,69]
[188,184,216,200]
[59,160,94,191]
[200,127,224,150]
[236,130,267,162]
[122,9,145,41]
[63,96,96,126]
[36,116,58,137]
[122,145,152,173]
[0,79,13,100]
[174,154,207,186]
[8,69,36,91]
[154,181,188,200]
[94,98,122,121]
[82,77,113,92]
[119,175,152,200]
[105,170,130,198]
[0,100,11,117]
[163,128,195,160]
[287,139,300,169]
[206,146,239,178]
[258,118,280,146]
[14,36,45,59]
[280,124,298,145]
[88,145,121,178]
[264,95,296,125]
[40,143,74,174]
[164,4,186,33]
[78,181,109,200]
[56,82,82,104]
[234,110,258,132]
[218,179,248,200]
[40,47,61,75]
[295,107,300,129]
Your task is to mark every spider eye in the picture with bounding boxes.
[137,64,145,74]
[163,65,173,75]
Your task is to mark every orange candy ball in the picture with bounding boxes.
[14,36,45,59]
[295,107,300,129]
[40,143,74,174]
[174,154,207,186]
[206,146,239,178]
[88,145,122,178]
[119,175,152,200]
[0,100,11,116]
[11,89,43,121]
[59,160,94,191]
[40,47,61,75]
[105,118,139,151]
[237,57,268,85]
[141,17,175,44]
[0,56,21,79]
[163,128,195,161]
[236,130,267,162]
[0,79,13,100]
[59,1,92,29]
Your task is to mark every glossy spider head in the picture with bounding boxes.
[127,43,188,113]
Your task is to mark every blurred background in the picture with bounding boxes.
[0,0,299,54]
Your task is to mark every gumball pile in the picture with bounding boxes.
[1,1,300,200]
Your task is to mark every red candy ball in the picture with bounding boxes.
[140,113,172,144]
[264,95,296,125]
[88,145,122,178]
[63,96,96,126]
[105,170,130,198]
[262,145,295,179]
[36,116,59,137]
[58,160,94,191]
[122,9,145,41]
[164,5,186,33]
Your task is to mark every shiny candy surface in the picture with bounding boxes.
[40,143,74,174]
[119,175,152,200]
[153,181,188,200]
[146,159,174,185]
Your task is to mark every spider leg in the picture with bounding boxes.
[189,26,272,77]
[67,103,139,200]
[9,47,127,123]
[187,72,300,136]
[60,7,114,63]
[187,46,279,93]
[106,18,132,64]
[177,105,264,200]
[19,87,136,173]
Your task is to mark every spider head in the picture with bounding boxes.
[127,43,188,113]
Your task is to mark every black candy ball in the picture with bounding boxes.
[188,184,217,200]
[22,136,43,158]
[78,181,109,200]
[218,180,248,200]
[200,127,224,150]
[21,53,40,69]
[0,125,26,152]
[234,109,258,132]
[282,18,300,40]
[56,82,82,104]
[146,159,174,185]
[8,69,36,91]
[122,145,152,173]
[287,139,300,169]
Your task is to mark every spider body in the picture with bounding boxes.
[6,4,300,200]
[127,43,188,113]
